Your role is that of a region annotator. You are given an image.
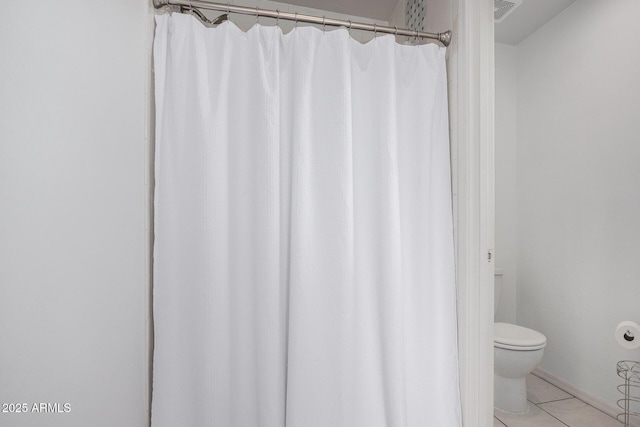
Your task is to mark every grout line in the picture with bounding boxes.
[534,396,575,404]
[532,368,632,425]
[500,373,624,426]
[531,377,623,426]
[534,375,623,424]
[532,373,576,397]
[534,401,571,427]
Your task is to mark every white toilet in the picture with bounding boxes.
[494,271,546,414]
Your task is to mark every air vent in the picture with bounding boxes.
[494,0,523,23]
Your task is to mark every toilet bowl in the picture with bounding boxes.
[494,322,546,413]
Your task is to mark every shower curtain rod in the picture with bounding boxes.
[153,0,452,46]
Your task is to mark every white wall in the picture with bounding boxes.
[0,1,151,426]
[494,43,517,323]
[514,0,640,408]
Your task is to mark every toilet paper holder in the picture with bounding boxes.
[616,321,640,350]
[617,360,640,427]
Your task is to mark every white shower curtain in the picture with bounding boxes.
[152,13,461,427]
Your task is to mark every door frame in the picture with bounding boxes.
[453,0,495,425]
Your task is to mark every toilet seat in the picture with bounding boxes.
[494,322,546,351]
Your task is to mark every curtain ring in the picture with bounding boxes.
[294,12,298,28]
[374,23,377,37]
[322,16,326,32]
[394,26,398,36]
[276,10,279,27]
[348,19,352,35]
[256,6,259,24]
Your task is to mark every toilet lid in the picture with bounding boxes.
[494,322,546,350]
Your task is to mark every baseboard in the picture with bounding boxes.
[533,367,640,427]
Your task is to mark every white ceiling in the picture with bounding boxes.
[495,0,577,45]
[272,0,577,45]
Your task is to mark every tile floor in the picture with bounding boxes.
[494,374,623,426]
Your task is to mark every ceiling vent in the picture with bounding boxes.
[495,0,523,23]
